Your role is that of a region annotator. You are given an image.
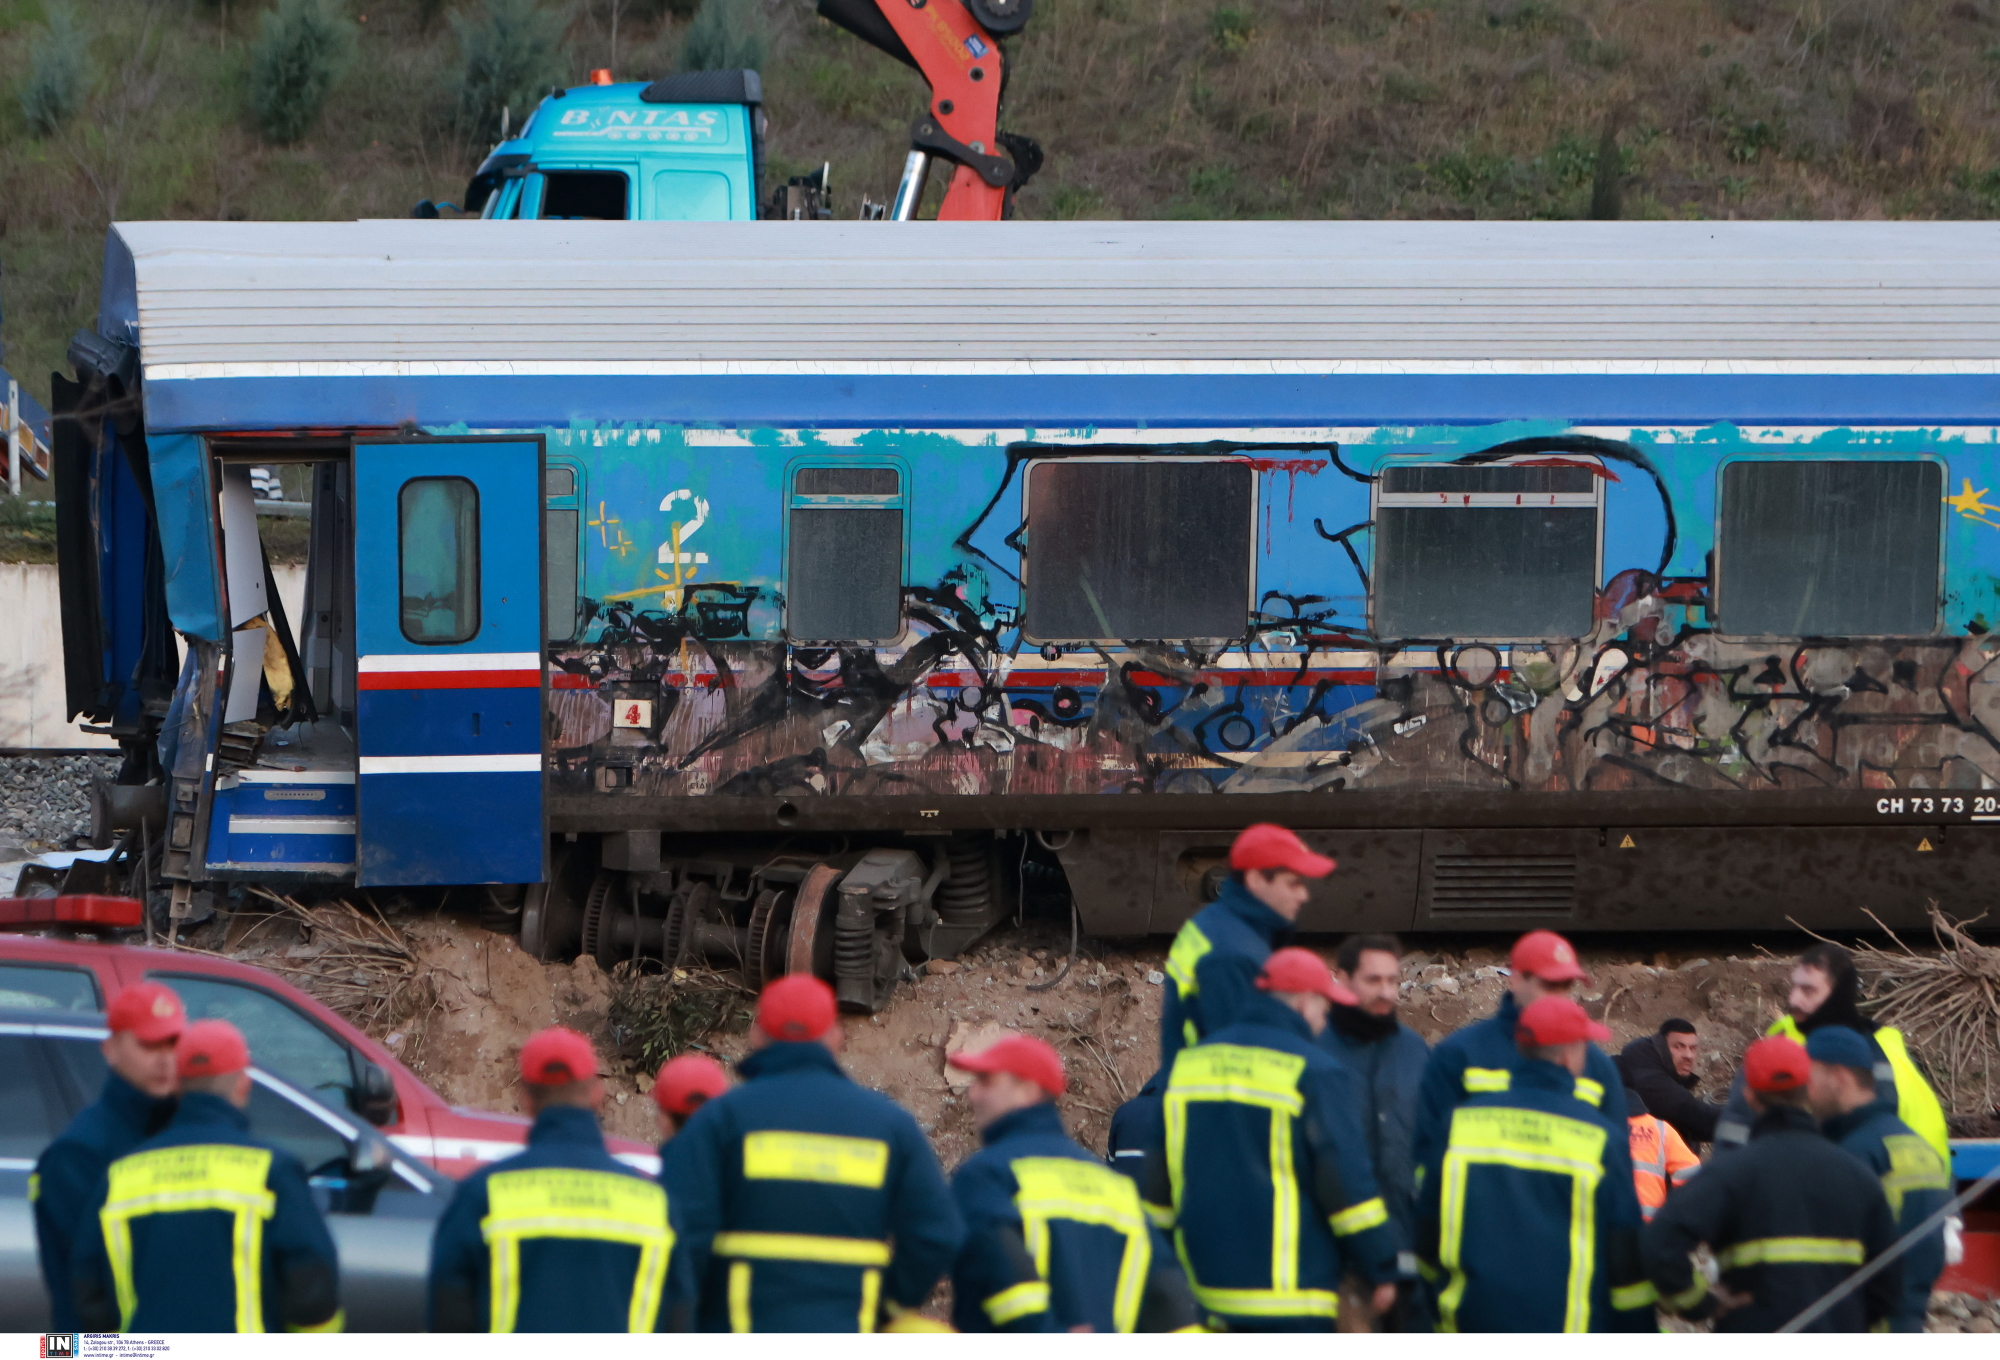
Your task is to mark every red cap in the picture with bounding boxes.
[1230,823,1336,878]
[1743,1036,1811,1093]
[947,1034,1067,1097]
[758,974,837,1042]
[107,983,185,1045]
[1516,995,1611,1046]
[176,1019,249,1078]
[1510,929,1589,984]
[1256,947,1358,1005]
[653,1053,729,1117]
[519,1027,599,1086]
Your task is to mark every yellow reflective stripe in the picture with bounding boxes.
[287,1309,346,1334]
[712,1231,893,1266]
[1611,1281,1657,1311]
[1144,1199,1175,1229]
[1574,1077,1605,1109]
[1766,1015,1804,1042]
[1437,1107,1605,1334]
[1330,1196,1388,1237]
[480,1168,673,1333]
[1165,921,1212,999]
[741,1131,889,1188]
[1667,1277,1710,1312]
[1167,1044,1308,1113]
[1875,1027,1951,1163]
[1718,1237,1864,1269]
[1269,1108,1298,1292]
[728,1261,753,1333]
[101,1144,275,1333]
[859,1267,881,1333]
[1462,1067,1511,1093]
[26,1173,37,1203]
[1010,1156,1152,1333]
[1190,1283,1339,1318]
[983,1280,1051,1326]
[1881,1134,1951,1218]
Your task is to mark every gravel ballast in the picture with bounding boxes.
[0,753,122,853]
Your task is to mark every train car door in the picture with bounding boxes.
[351,437,546,886]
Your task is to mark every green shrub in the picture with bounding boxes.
[453,0,566,140]
[1209,5,1254,52]
[681,0,768,74]
[20,3,89,137]
[249,0,358,145]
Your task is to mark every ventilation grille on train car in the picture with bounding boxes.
[1427,855,1577,917]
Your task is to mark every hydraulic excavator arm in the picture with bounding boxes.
[815,0,1043,219]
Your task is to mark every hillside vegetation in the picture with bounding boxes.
[5,0,2000,407]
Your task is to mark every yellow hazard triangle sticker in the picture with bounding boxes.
[1618,835,1636,849]
[1917,838,1934,852]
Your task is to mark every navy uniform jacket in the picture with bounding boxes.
[1137,998,1401,1331]
[1416,1057,1652,1333]
[669,1040,965,1332]
[1411,989,1625,1178]
[72,1092,340,1333]
[32,1072,173,1331]
[429,1104,690,1332]
[1820,1099,1951,1333]
[1106,1069,1164,1183]
[950,1100,1197,1333]
[1642,1103,1899,1332]
[1160,880,1295,1070]
[1319,1006,1431,1253]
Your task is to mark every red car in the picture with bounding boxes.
[0,929,656,1179]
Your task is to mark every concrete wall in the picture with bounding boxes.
[0,563,305,750]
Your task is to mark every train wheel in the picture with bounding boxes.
[579,872,621,970]
[745,887,793,991]
[785,863,842,982]
[660,884,694,968]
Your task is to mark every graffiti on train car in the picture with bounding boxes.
[474,419,2000,802]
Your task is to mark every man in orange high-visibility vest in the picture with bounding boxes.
[1624,1085,1698,1222]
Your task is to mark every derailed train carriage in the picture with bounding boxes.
[52,219,2000,1009]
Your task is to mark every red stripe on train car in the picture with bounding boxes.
[356,671,542,691]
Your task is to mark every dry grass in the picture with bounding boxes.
[7,0,2000,407]
[606,960,754,1072]
[225,886,442,1043]
[1845,903,2000,1119]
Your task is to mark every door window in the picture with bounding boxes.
[0,963,101,1013]
[786,466,906,642]
[539,170,630,220]
[247,1079,352,1179]
[545,464,582,642]
[1024,458,1254,641]
[651,170,733,220]
[398,477,480,644]
[0,1036,60,1159]
[149,974,356,1107]
[48,1034,109,1109]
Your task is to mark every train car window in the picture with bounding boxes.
[538,170,630,220]
[1372,462,1600,639]
[397,477,480,644]
[1023,459,1253,641]
[1717,460,1942,637]
[787,466,905,642]
[544,462,582,643]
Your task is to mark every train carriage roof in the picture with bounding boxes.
[102,219,2000,432]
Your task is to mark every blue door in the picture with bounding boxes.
[353,438,545,885]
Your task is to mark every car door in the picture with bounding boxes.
[0,1028,72,1331]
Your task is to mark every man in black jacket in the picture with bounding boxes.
[1617,1018,1721,1147]
[1642,1037,1899,1333]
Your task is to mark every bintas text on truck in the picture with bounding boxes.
[51,219,2000,1015]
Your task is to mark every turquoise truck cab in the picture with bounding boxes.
[462,70,764,222]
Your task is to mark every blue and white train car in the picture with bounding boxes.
[53,219,2000,1004]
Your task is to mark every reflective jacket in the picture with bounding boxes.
[1641,1103,1899,1333]
[949,1100,1197,1333]
[1820,1098,1952,1333]
[428,1104,688,1332]
[1628,1112,1699,1222]
[1318,1006,1431,1252]
[669,1040,964,1332]
[72,1092,340,1333]
[1714,1018,1949,1164]
[1417,1058,1652,1333]
[32,1072,173,1331]
[1106,1069,1164,1184]
[1159,880,1295,1070]
[1138,998,1400,1331]
[1411,990,1626,1179]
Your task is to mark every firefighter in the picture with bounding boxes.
[1625,1084,1700,1223]
[33,982,183,1332]
[669,973,965,1332]
[428,1027,691,1332]
[656,1052,730,1204]
[1642,1036,1900,1333]
[1159,823,1332,1070]
[1714,942,1949,1162]
[1104,1068,1163,1184]
[946,1034,1199,1333]
[1806,1026,1951,1332]
[1411,930,1626,1176]
[1138,947,1402,1331]
[1416,996,1651,1332]
[71,1019,341,1333]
